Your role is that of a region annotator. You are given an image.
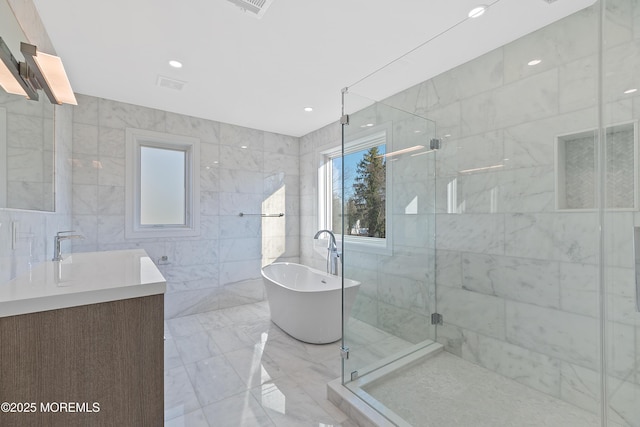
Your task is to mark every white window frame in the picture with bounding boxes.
[125,128,200,239]
[319,122,393,255]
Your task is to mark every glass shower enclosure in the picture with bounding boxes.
[339,90,438,404]
[336,1,640,426]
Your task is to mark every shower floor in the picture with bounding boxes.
[360,351,602,427]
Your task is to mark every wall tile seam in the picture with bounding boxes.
[375,299,431,315]
[505,49,600,78]
[71,105,231,141]
[434,210,599,219]
[441,284,595,316]
[127,113,262,147]
[600,36,640,55]
[431,66,560,111]
[453,120,562,146]
[450,250,600,270]
[445,321,600,373]
[427,173,560,190]
[426,68,597,129]
[431,106,600,147]
[453,327,566,367]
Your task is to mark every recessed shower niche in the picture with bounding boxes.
[556,122,638,210]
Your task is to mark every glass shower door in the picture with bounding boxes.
[602,0,640,424]
[339,90,438,395]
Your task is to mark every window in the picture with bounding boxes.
[319,124,391,253]
[140,146,186,225]
[125,128,200,239]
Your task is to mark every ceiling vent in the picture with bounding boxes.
[226,0,274,19]
[156,75,186,91]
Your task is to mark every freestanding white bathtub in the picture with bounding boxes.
[261,262,360,344]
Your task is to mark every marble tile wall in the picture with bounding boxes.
[0,0,73,286]
[70,95,300,319]
[301,2,640,423]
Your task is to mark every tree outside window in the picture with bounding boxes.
[330,145,386,238]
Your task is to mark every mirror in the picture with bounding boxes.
[0,0,55,211]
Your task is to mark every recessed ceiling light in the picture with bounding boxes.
[528,59,542,66]
[624,88,637,94]
[240,145,248,149]
[304,107,313,112]
[169,60,183,68]
[468,5,487,18]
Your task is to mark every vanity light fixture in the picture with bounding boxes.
[0,38,76,105]
[21,42,77,105]
[0,37,36,98]
[624,88,637,94]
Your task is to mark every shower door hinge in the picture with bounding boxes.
[430,138,441,150]
[431,312,443,325]
[340,114,349,125]
[340,346,350,360]
[351,371,359,381]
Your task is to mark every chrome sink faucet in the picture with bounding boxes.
[313,229,341,275]
[52,230,84,261]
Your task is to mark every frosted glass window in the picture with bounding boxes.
[140,146,186,225]
[125,128,200,239]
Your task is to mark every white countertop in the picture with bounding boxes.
[0,249,166,318]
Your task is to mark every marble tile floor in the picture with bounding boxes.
[364,351,605,427]
[164,301,618,427]
[164,301,360,426]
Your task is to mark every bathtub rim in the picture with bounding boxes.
[261,262,360,293]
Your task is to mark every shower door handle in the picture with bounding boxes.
[634,227,640,312]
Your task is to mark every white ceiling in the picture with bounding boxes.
[32,0,596,137]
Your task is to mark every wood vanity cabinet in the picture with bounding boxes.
[0,294,164,427]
